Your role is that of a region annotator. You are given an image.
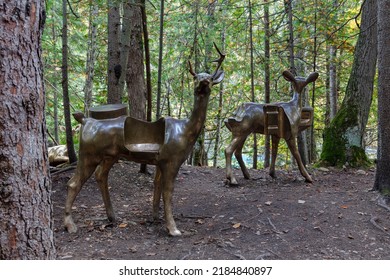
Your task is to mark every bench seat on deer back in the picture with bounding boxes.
[263,105,314,139]
[124,117,166,165]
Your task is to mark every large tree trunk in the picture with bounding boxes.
[0,0,56,259]
[107,0,121,104]
[320,0,377,167]
[84,0,99,114]
[126,1,146,120]
[374,0,390,194]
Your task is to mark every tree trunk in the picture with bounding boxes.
[156,0,165,119]
[126,1,146,120]
[248,0,258,169]
[263,0,271,168]
[321,0,377,167]
[84,0,98,114]
[329,45,338,121]
[374,0,390,194]
[62,0,77,163]
[107,0,121,104]
[0,0,56,259]
[118,1,132,99]
[141,0,152,122]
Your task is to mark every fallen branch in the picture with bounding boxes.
[50,162,77,175]
[369,215,390,236]
[377,196,390,212]
[267,217,282,234]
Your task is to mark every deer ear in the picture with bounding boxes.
[306,72,319,83]
[212,71,225,85]
[282,70,295,82]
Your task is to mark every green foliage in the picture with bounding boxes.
[42,0,370,168]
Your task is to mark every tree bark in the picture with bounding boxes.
[84,0,98,114]
[126,1,146,120]
[321,0,377,167]
[263,0,271,168]
[141,0,152,122]
[107,0,121,104]
[156,0,165,119]
[0,0,56,259]
[374,0,390,194]
[62,0,77,163]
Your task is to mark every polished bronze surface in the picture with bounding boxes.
[225,70,318,185]
[88,104,128,119]
[64,44,225,236]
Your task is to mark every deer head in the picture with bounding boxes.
[282,70,319,94]
[188,43,225,95]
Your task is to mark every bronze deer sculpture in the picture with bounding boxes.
[64,44,225,236]
[225,70,318,185]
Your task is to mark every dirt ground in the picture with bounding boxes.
[51,161,390,260]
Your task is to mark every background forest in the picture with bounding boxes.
[42,0,376,169]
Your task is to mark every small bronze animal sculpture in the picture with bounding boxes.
[64,44,225,236]
[224,70,318,185]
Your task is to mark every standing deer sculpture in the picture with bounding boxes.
[64,43,225,236]
[225,70,319,185]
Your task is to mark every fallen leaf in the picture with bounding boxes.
[265,201,272,206]
[118,223,128,228]
[232,223,241,229]
[341,205,349,209]
[196,219,205,224]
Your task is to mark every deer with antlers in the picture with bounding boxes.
[224,70,318,185]
[64,44,225,236]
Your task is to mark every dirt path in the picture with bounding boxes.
[51,162,390,260]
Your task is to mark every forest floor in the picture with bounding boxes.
[51,161,390,260]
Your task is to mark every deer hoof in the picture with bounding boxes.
[227,177,239,186]
[168,228,182,237]
[305,176,313,183]
[64,216,78,233]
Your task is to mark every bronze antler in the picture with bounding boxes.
[212,42,225,76]
[188,60,196,77]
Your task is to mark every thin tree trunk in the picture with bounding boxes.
[141,0,152,122]
[156,0,164,119]
[0,0,56,259]
[263,0,271,168]
[249,0,258,169]
[310,0,319,163]
[62,0,77,163]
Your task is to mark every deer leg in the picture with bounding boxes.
[95,157,117,222]
[160,164,181,236]
[64,160,97,233]
[269,135,280,178]
[286,137,313,183]
[152,166,162,221]
[225,136,243,185]
[234,136,250,180]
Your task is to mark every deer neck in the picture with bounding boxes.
[186,93,210,138]
[291,92,303,111]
